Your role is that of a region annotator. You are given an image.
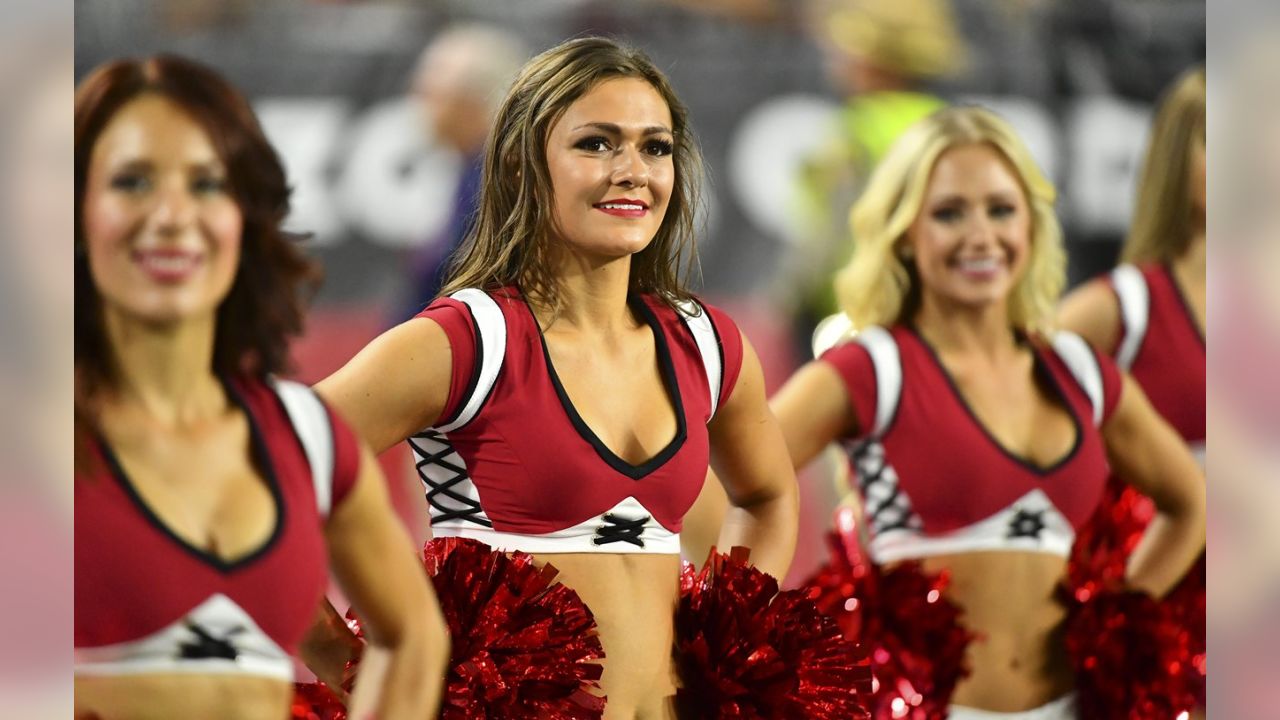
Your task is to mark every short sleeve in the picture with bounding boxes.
[703,303,745,404]
[818,340,878,440]
[1095,344,1123,423]
[414,297,478,426]
[327,405,361,509]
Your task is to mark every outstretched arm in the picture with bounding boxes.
[1058,279,1122,354]
[315,318,454,454]
[768,358,859,471]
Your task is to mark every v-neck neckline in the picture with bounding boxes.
[524,294,687,480]
[907,326,1084,476]
[97,377,286,573]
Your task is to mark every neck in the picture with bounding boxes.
[530,251,636,337]
[101,308,226,427]
[912,295,1018,358]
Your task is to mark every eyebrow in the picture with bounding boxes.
[928,191,1020,205]
[108,157,227,173]
[570,121,673,136]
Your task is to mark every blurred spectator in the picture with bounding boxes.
[785,0,967,344]
[391,24,527,323]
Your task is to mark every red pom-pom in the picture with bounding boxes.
[347,537,606,719]
[675,546,873,719]
[1061,584,1198,719]
[1069,479,1206,706]
[801,507,973,720]
[291,681,348,720]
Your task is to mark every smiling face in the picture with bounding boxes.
[82,94,243,328]
[543,77,675,262]
[903,142,1033,316]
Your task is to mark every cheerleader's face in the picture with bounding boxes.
[903,142,1032,314]
[544,77,674,261]
[82,94,243,327]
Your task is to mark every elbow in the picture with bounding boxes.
[730,476,799,513]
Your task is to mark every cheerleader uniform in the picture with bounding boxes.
[408,285,743,555]
[75,377,359,682]
[1107,263,1205,457]
[1103,262,1207,700]
[820,325,1124,719]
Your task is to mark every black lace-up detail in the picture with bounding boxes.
[593,513,649,547]
[409,430,491,527]
[851,439,922,535]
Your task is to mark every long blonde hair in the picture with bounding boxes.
[440,37,705,313]
[1121,67,1206,265]
[835,105,1065,335]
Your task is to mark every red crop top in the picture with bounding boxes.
[409,286,744,554]
[74,377,359,681]
[1107,263,1205,457]
[820,326,1122,563]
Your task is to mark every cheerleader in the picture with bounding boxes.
[771,106,1205,718]
[72,56,448,719]
[309,37,799,719]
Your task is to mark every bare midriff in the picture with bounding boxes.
[74,673,293,720]
[919,550,1074,712]
[539,551,682,720]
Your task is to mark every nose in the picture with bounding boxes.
[967,214,998,247]
[151,182,197,234]
[610,145,649,189]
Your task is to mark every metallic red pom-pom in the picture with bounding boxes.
[1061,584,1198,719]
[801,507,973,720]
[1069,479,1206,706]
[291,681,348,720]
[675,546,873,719]
[345,537,606,719]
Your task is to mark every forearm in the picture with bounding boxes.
[1126,504,1205,599]
[366,613,449,720]
[717,482,799,581]
[299,599,363,695]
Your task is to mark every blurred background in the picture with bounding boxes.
[73,0,1206,586]
[33,1,1280,718]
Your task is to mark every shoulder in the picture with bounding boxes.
[1057,273,1123,355]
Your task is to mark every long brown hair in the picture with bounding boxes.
[440,36,706,314]
[1121,66,1206,265]
[75,54,320,394]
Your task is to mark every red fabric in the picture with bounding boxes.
[820,325,1116,534]
[414,297,479,426]
[74,375,354,656]
[418,287,737,536]
[816,340,878,436]
[1105,263,1206,444]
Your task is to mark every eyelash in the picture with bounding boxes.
[110,174,150,192]
[192,176,228,194]
[931,204,1017,222]
[573,136,674,157]
[108,174,228,195]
